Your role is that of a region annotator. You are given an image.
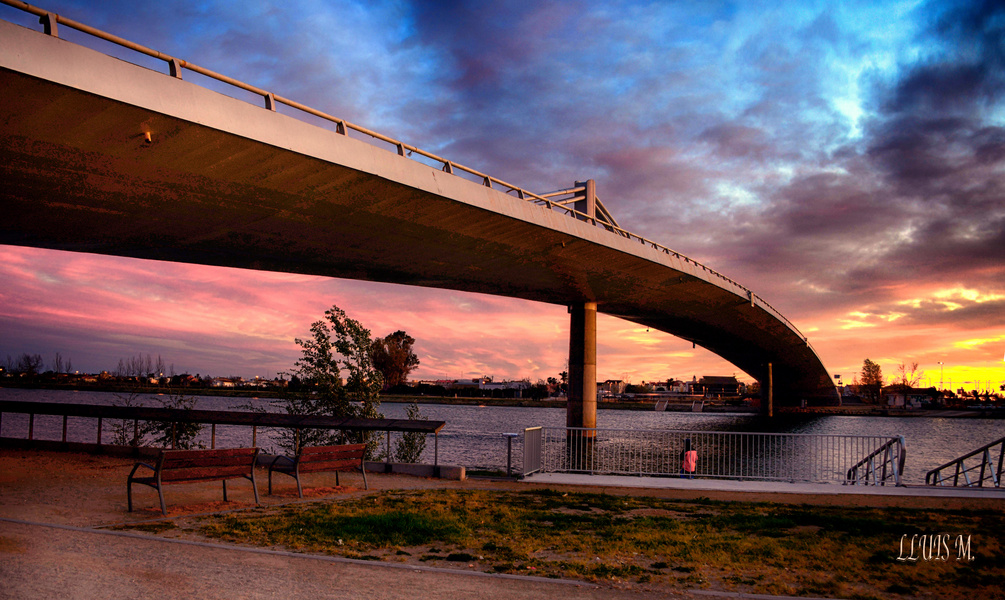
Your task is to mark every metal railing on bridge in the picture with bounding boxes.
[926,436,1004,488]
[523,426,906,485]
[0,0,811,345]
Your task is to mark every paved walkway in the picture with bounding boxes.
[2,449,1001,599]
[524,472,1005,499]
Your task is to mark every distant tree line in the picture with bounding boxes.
[3,352,72,380]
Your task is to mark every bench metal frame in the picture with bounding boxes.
[268,443,368,498]
[127,447,260,515]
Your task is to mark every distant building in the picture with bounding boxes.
[600,380,627,395]
[480,379,531,391]
[884,386,942,409]
[694,376,741,397]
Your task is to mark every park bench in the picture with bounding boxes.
[127,447,260,515]
[268,443,368,498]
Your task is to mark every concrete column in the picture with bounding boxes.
[567,302,597,430]
[573,179,596,224]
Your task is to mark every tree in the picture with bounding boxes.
[16,353,43,378]
[278,305,383,454]
[391,401,427,463]
[370,330,420,390]
[895,362,923,388]
[860,359,883,402]
[110,390,204,449]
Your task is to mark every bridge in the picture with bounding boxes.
[0,4,838,428]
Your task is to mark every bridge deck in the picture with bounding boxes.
[0,17,834,401]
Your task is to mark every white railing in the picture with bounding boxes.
[926,436,1004,488]
[526,426,906,485]
[845,436,907,486]
[523,427,543,475]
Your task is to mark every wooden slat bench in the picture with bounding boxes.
[127,447,260,515]
[268,443,368,498]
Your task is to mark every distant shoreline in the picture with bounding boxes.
[2,382,1000,417]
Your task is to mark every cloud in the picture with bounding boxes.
[2,0,1003,386]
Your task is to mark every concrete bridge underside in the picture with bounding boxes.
[0,20,836,411]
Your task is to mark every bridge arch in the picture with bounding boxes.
[0,14,838,419]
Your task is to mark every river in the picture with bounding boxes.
[1,388,1001,484]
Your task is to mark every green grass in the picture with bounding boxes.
[196,489,1005,599]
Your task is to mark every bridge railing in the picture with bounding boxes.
[926,436,1004,488]
[1,0,810,343]
[524,426,906,484]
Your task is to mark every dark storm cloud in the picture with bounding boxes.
[688,0,1005,317]
[856,0,1005,286]
[906,297,1005,329]
[885,0,1004,116]
[849,296,1005,330]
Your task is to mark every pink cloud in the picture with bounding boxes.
[4,244,1003,389]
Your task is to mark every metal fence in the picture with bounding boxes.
[926,436,1004,488]
[524,426,906,485]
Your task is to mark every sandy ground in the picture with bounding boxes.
[1,448,1002,599]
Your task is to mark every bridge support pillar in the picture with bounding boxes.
[567,302,597,430]
[761,362,773,417]
[567,302,597,469]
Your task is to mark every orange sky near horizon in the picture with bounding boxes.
[2,245,1002,392]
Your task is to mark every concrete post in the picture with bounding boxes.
[573,180,596,224]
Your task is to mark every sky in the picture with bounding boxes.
[1,0,1003,392]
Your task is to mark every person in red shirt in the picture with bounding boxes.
[680,438,697,478]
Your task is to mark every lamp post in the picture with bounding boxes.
[938,362,944,391]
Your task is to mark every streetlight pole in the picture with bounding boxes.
[938,362,944,391]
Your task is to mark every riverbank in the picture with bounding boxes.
[4,383,1000,417]
[776,405,1005,419]
[380,394,760,413]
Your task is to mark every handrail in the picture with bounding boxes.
[845,436,906,486]
[0,400,445,433]
[0,0,810,343]
[0,400,445,464]
[926,436,1004,488]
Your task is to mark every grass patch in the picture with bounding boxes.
[196,489,1005,598]
[114,521,176,534]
